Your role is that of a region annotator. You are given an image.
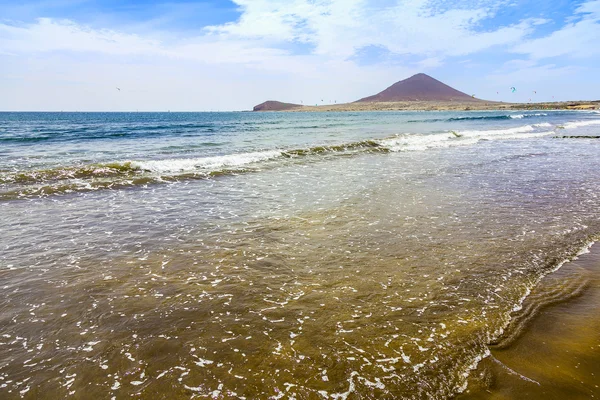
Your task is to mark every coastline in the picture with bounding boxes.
[457,240,600,399]
[254,100,600,112]
[2,111,600,398]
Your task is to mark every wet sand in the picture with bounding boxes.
[458,242,600,399]
[2,111,600,398]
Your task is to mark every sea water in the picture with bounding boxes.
[0,110,599,398]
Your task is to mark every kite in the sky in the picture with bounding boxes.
[510,87,516,93]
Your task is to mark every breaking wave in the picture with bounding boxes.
[562,119,600,129]
[0,123,563,200]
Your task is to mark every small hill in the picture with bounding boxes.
[355,73,479,102]
[253,101,302,111]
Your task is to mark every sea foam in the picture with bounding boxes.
[131,150,283,173]
[378,124,552,152]
[562,119,600,129]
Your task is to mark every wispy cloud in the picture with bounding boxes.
[1,0,599,110]
[0,18,163,56]
[206,0,540,60]
[1,0,541,65]
[512,0,600,59]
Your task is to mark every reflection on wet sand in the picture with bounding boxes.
[459,243,600,399]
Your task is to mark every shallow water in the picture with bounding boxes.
[459,243,600,399]
[0,111,599,398]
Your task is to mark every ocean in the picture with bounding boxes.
[1,110,599,399]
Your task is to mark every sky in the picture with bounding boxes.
[1,0,599,111]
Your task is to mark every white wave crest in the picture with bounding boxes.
[378,125,552,152]
[132,150,282,173]
[510,113,547,119]
[131,123,559,174]
[458,125,536,137]
[378,133,475,152]
[562,120,600,129]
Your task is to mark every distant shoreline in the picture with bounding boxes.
[255,100,600,112]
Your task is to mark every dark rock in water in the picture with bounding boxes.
[355,73,481,103]
[554,136,600,139]
[253,101,302,111]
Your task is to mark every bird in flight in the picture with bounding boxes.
[116,87,121,91]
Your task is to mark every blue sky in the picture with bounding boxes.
[1,0,599,110]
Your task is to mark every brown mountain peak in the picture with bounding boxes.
[355,73,478,102]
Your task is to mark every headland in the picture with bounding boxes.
[253,73,600,112]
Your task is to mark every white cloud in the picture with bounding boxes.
[0,18,162,56]
[1,0,598,109]
[0,18,290,66]
[1,0,540,65]
[512,0,600,59]
[206,0,538,60]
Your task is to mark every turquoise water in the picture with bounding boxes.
[0,110,599,398]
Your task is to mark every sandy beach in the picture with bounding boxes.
[2,110,600,398]
[281,100,600,112]
[458,242,600,399]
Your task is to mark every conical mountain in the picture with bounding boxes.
[355,73,478,102]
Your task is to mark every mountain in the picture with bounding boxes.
[253,101,302,111]
[355,73,479,102]
[252,74,484,111]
